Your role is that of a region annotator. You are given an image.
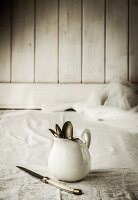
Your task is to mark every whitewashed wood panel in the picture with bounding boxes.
[0,0,138,85]
[106,0,128,82]
[12,0,34,82]
[83,0,104,83]
[59,0,81,83]
[0,0,11,82]
[129,0,138,83]
[35,0,58,82]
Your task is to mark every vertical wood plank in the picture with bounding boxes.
[83,0,104,83]
[129,0,138,83]
[59,0,81,83]
[35,0,58,83]
[106,0,128,82]
[0,0,11,82]
[12,0,34,82]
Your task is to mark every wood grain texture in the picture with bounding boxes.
[106,0,128,82]
[83,0,104,83]
[12,0,34,82]
[59,0,81,83]
[35,0,58,82]
[0,0,11,82]
[0,0,137,85]
[129,0,138,83]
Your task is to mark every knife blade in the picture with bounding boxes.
[16,166,83,195]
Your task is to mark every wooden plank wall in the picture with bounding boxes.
[106,0,128,82]
[59,0,81,83]
[35,0,58,82]
[0,0,11,82]
[12,0,34,82]
[83,0,105,83]
[0,0,138,83]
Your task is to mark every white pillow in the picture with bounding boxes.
[103,78,138,110]
[73,78,138,114]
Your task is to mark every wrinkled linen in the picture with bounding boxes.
[0,110,138,199]
[0,168,138,200]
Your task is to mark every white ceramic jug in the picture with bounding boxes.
[48,129,91,182]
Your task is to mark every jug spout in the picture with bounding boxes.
[82,129,91,149]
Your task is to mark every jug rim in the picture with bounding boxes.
[54,137,71,141]
[53,137,84,145]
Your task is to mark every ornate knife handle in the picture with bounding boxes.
[42,177,83,195]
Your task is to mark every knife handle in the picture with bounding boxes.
[42,177,82,195]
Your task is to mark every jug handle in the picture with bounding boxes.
[82,129,91,149]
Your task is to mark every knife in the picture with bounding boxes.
[16,166,83,195]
